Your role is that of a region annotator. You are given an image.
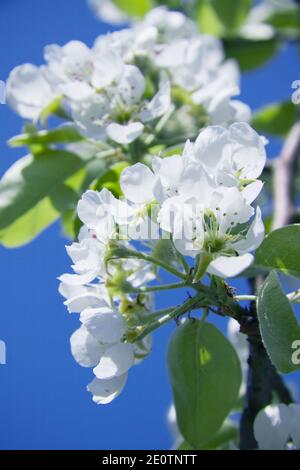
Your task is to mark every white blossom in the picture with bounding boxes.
[254,403,300,450]
[6,64,56,119]
[88,0,128,25]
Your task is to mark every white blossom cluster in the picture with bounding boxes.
[59,225,156,404]
[73,122,266,278]
[60,121,266,403]
[7,7,250,145]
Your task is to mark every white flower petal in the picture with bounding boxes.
[7,64,55,119]
[117,65,146,106]
[80,308,125,343]
[155,41,187,68]
[58,270,99,286]
[70,325,104,367]
[233,207,265,254]
[58,282,88,300]
[140,81,171,122]
[77,190,103,229]
[64,294,107,314]
[230,100,252,123]
[254,404,291,450]
[242,181,263,204]
[91,51,123,88]
[193,126,229,168]
[93,343,135,379]
[87,373,128,405]
[106,122,144,144]
[232,145,266,180]
[120,163,155,203]
[60,81,94,101]
[240,23,274,41]
[207,254,254,278]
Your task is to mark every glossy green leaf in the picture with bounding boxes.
[197,2,224,36]
[0,197,59,248]
[252,101,297,137]
[265,7,300,38]
[256,225,300,279]
[0,166,86,247]
[257,271,300,374]
[197,0,251,35]
[9,126,83,148]
[224,37,278,70]
[0,150,90,238]
[177,421,238,450]
[168,320,241,448]
[113,0,153,18]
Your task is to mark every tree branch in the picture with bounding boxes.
[239,122,300,448]
[272,122,300,230]
[239,323,274,450]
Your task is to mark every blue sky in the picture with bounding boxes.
[0,0,299,450]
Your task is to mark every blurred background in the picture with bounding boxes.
[0,0,299,450]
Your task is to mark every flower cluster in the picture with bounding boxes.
[59,226,156,404]
[60,121,266,403]
[7,7,250,145]
[75,122,266,278]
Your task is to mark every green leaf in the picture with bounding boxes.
[177,441,194,451]
[0,197,59,248]
[210,0,251,32]
[252,102,297,137]
[265,7,300,38]
[9,126,83,148]
[168,320,241,448]
[113,0,153,18]
[92,161,130,197]
[197,0,251,36]
[224,37,278,71]
[0,150,87,230]
[257,271,300,374]
[178,421,238,450]
[197,2,224,36]
[256,225,300,279]
[0,165,86,247]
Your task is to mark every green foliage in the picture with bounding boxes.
[252,102,297,137]
[0,151,91,246]
[9,126,83,148]
[113,0,153,18]
[265,6,300,39]
[257,271,300,374]
[178,421,238,450]
[256,225,300,279]
[224,37,278,71]
[168,320,241,448]
[197,0,251,36]
[0,197,59,248]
